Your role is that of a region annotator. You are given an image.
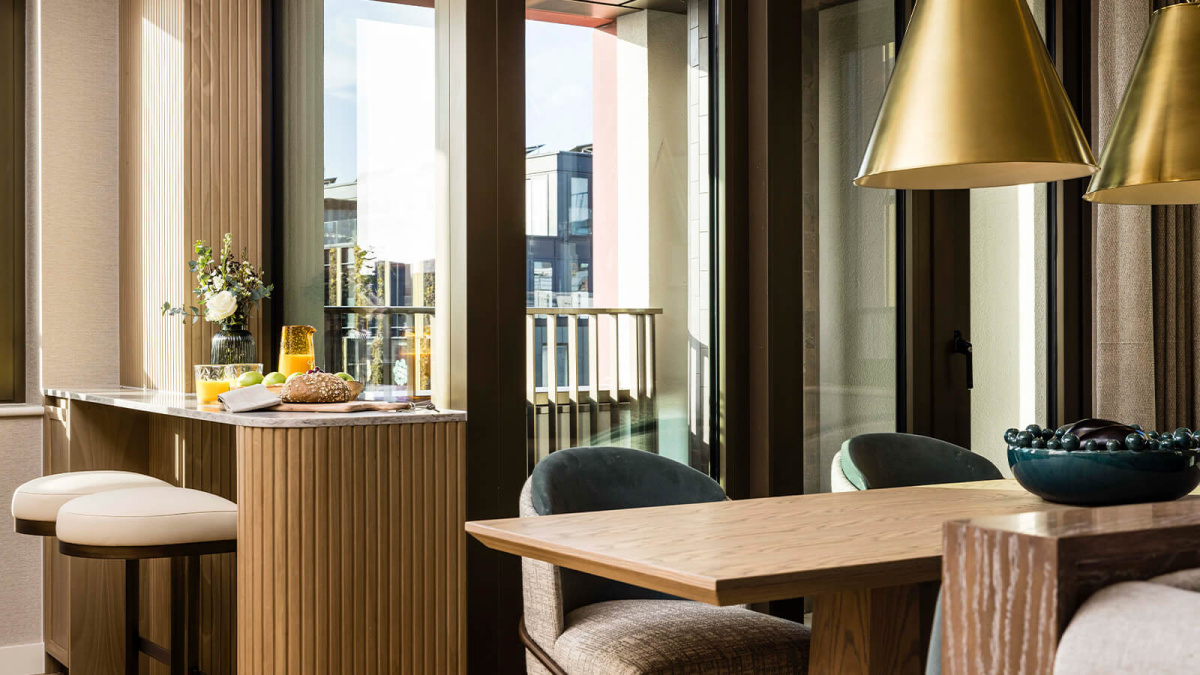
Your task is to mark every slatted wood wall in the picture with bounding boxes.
[144,416,239,675]
[236,422,468,674]
[120,0,266,391]
[275,0,327,358]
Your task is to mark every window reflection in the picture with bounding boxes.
[319,0,435,399]
[525,2,716,474]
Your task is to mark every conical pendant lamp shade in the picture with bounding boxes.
[855,0,1097,189]
[1085,3,1200,205]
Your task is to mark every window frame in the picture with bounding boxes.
[0,0,25,404]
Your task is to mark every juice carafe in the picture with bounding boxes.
[279,325,316,376]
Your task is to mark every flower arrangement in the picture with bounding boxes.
[162,233,273,327]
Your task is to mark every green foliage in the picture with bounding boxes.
[351,246,384,384]
[162,233,273,325]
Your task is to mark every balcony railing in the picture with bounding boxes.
[324,305,434,399]
[324,305,664,465]
[525,307,663,465]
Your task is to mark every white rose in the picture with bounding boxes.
[205,290,239,322]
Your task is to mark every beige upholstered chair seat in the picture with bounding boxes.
[519,449,811,675]
[12,470,171,523]
[553,599,810,675]
[1054,568,1200,674]
[56,486,237,547]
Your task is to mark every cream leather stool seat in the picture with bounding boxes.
[57,486,237,675]
[11,470,171,536]
[57,486,237,551]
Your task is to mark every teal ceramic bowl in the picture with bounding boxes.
[1008,445,1200,506]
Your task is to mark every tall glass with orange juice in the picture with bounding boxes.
[278,325,317,376]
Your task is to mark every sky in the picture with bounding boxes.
[323,0,594,183]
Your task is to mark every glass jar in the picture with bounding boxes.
[211,323,257,365]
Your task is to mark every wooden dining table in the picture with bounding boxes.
[465,479,1075,675]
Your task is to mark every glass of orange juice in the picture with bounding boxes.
[278,325,316,376]
[195,365,232,404]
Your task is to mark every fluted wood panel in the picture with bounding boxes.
[120,0,266,391]
[143,415,238,675]
[120,0,187,392]
[237,422,467,675]
[184,0,265,379]
[276,0,326,357]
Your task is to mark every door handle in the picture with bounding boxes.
[953,330,973,390]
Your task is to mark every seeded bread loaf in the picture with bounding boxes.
[279,372,352,403]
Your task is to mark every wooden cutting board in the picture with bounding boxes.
[269,401,412,413]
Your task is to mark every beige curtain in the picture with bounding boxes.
[1094,0,1200,431]
[1092,0,1154,427]
[1147,1,1200,430]
[1151,206,1200,430]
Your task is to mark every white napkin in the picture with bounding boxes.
[218,384,281,412]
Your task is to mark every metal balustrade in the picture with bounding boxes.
[524,307,662,465]
[324,306,435,399]
[323,305,663,464]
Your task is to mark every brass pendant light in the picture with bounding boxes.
[1085,1,1200,205]
[855,0,1097,190]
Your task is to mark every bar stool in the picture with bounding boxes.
[11,470,171,535]
[56,486,237,675]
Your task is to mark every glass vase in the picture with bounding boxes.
[211,323,257,365]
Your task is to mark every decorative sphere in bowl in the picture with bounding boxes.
[1007,418,1200,506]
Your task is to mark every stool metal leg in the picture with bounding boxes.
[125,559,140,675]
[170,557,187,675]
[188,554,201,675]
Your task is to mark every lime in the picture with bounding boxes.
[335,372,354,382]
[237,371,265,388]
[286,372,304,383]
[263,372,287,386]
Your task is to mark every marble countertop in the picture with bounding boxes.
[43,387,466,428]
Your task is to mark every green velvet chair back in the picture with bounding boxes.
[841,432,1002,490]
[530,445,727,614]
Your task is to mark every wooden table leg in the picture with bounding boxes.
[810,584,929,675]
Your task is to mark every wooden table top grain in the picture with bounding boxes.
[465,479,1073,605]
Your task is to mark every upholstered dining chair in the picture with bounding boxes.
[830,432,1003,492]
[519,445,811,675]
[829,434,1002,675]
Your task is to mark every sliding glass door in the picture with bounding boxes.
[804,0,899,493]
[523,0,719,475]
[802,0,1054,492]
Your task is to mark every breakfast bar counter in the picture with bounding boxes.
[43,386,464,427]
[40,386,466,675]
